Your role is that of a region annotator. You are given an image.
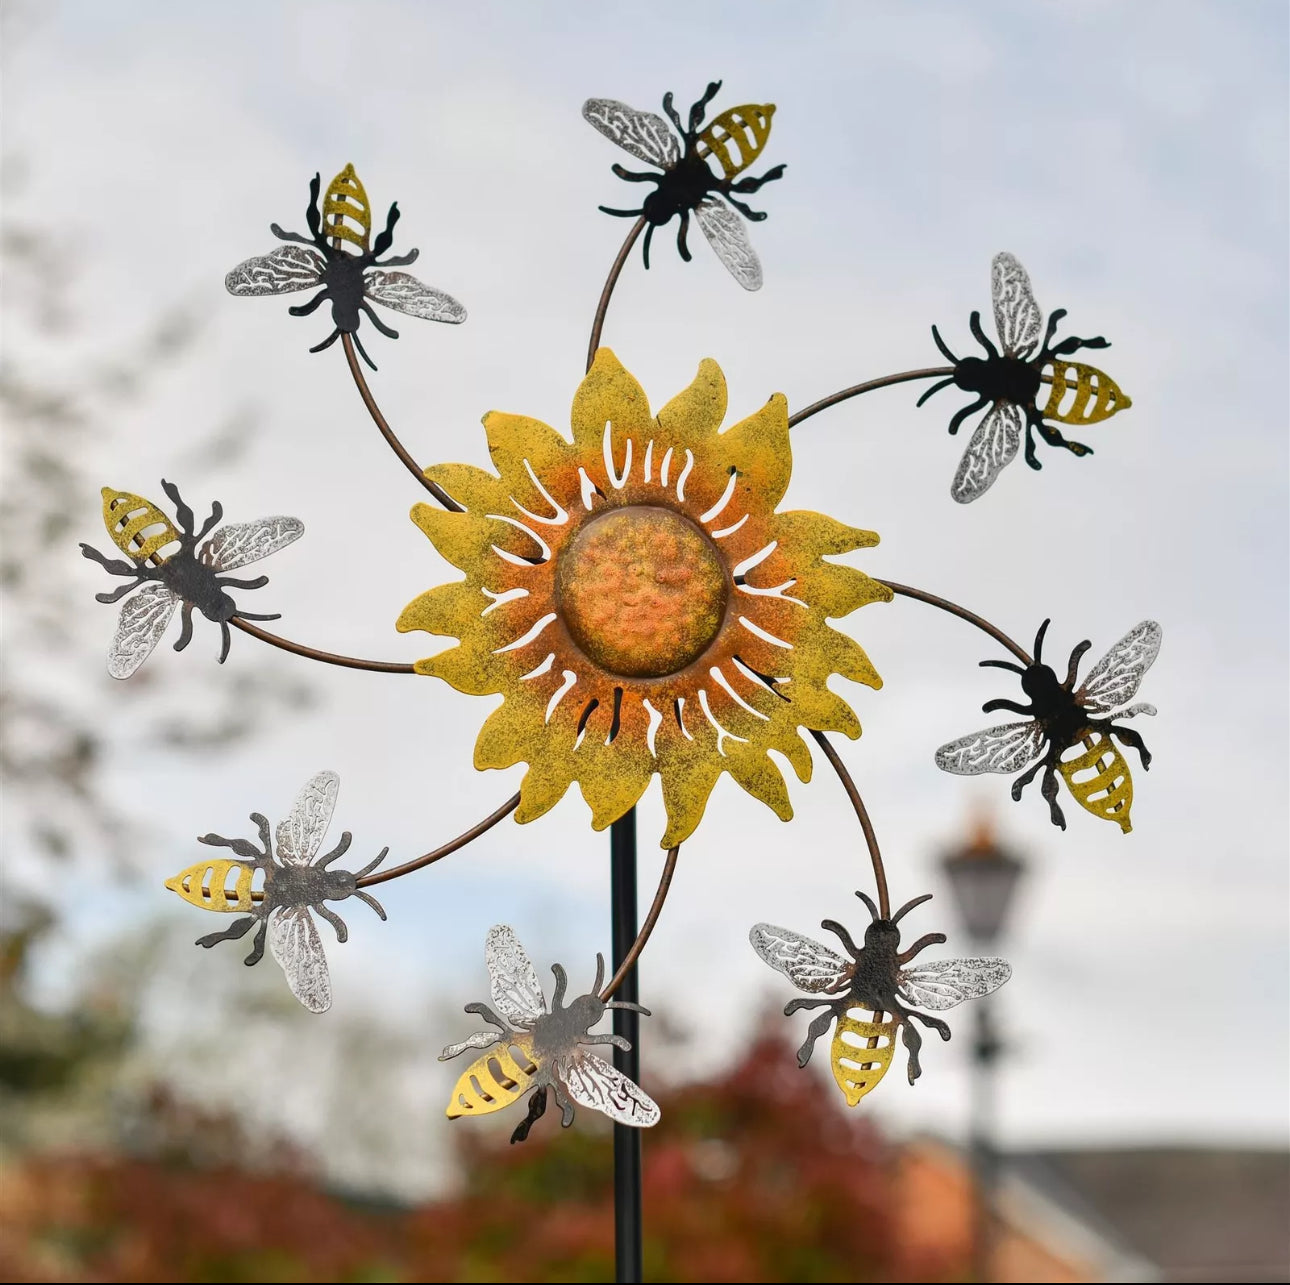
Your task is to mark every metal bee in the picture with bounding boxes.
[583,81,785,290]
[79,481,303,677]
[225,163,466,370]
[441,925,659,1144]
[919,252,1132,502]
[936,619,1161,833]
[165,771,387,1013]
[751,893,1010,1106]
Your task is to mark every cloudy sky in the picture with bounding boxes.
[4,0,1286,1189]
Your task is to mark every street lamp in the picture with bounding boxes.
[941,815,1026,1284]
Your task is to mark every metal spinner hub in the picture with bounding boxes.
[555,505,728,679]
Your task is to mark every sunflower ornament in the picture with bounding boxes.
[86,74,1158,1276]
[397,349,889,848]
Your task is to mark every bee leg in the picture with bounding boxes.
[510,1087,548,1144]
[1036,418,1092,459]
[1009,759,1044,801]
[80,542,140,576]
[197,830,264,860]
[686,81,722,132]
[784,995,835,1016]
[551,1081,576,1128]
[1041,763,1067,830]
[249,812,272,855]
[196,500,224,542]
[1064,640,1093,688]
[641,221,656,270]
[196,914,256,951]
[244,918,269,966]
[159,479,195,535]
[308,327,342,354]
[371,202,402,258]
[731,164,787,193]
[349,330,378,371]
[724,194,767,222]
[597,205,646,218]
[982,697,1032,715]
[968,310,999,359]
[173,601,194,652]
[904,1004,951,1043]
[313,903,348,944]
[610,164,658,183]
[233,611,283,622]
[580,1032,632,1053]
[899,1019,925,1083]
[676,210,692,262]
[821,918,862,958]
[288,289,328,318]
[374,247,419,268]
[217,575,269,590]
[94,577,146,604]
[1023,413,1043,470]
[897,932,947,965]
[1049,330,1110,358]
[796,1010,837,1069]
[270,224,317,247]
[359,300,399,339]
[1110,723,1152,770]
[946,395,987,437]
[464,1001,510,1032]
[316,831,353,868]
[353,890,387,921]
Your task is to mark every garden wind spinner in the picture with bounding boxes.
[84,80,1157,1278]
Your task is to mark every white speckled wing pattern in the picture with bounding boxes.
[276,770,339,867]
[225,244,325,296]
[951,401,1023,504]
[269,905,332,1013]
[485,925,547,1029]
[582,98,680,168]
[695,195,763,291]
[107,582,178,679]
[204,516,304,572]
[898,957,1011,1012]
[935,719,1046,776]
[991,251,1042,358]
[561,1051,660,1127]
[1078,621,1162,715]
[749,924,851,993]
[363,271,467,324]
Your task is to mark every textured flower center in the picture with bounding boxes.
[557,506,728,678]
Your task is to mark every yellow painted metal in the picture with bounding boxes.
[1060,733,1134,833]
[445,1039,539,1119]
[830,1009,895,1106]
[164,859,258,912]
[322,163,371,252]
[398,349,890,849]
[697,103,776,178]
[1039,360,1131,425]
[101,488,179,566]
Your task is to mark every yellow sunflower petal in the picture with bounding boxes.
[655,358,727,450]
[571,348,654,464]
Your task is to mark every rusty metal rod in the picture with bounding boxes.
[810,729,889,920]
[341,333,463,512]
[787,367,955,429]
[587,217,647,374]
[231,618,417,673]
[600,844,680,1002]
[879,580,1033,666]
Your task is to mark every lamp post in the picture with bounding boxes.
[941,817,1025,1284]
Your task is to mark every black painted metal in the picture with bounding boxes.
[610,809,642,1284]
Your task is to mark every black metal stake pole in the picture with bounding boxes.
[970,1000,999,1282]
[610,808,642,1284]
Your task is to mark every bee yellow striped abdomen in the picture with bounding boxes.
[322,164,371,253]
[445,1040,539,1119]
[164,859,260,912]
[101,488,179,566]
[1039,360,1131,425]
[697,104,776,179]
[1060,733,1134,833]
[830,1009,895,1106]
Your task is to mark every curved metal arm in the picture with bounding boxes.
[879,580,1033,665]
[231,618,417,673]
[599,843,680,1001]
[586,216,647,374]
[787,367,954,429]
[809,730,889,920]
[357,792,521,888]
[341,333,463,512]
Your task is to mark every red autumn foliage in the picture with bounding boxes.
[0,1029,966,1283]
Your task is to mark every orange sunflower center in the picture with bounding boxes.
[555,506,728,679]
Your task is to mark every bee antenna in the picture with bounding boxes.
[354,889,386,921]
[354,845,388,879]
[930,324,959,365]
[891,893,933,924]
[605,1000,650,1016]
[980,659,1026,675]
[1034,618,1051,662]
[854,889,880,922]
[592,951,605,996]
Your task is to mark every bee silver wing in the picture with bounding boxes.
[275,770,339,868]
[1077,621,1162,715]
[203,517,304,572]
[749,924,851,993]
[484,924,546,1031]
[991,252,1042,359]
[269,905,332,1013]
[439,1030,503,1061]
[950,401,1023,504]
[898,957,1012,1012]
[694,195,763,291]
[935,720,1046,775]
[582,98,680,168]
[225,244,326,296]
[559,1050,660,1128]
[107,582,179,679]
[362,271,467,324]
